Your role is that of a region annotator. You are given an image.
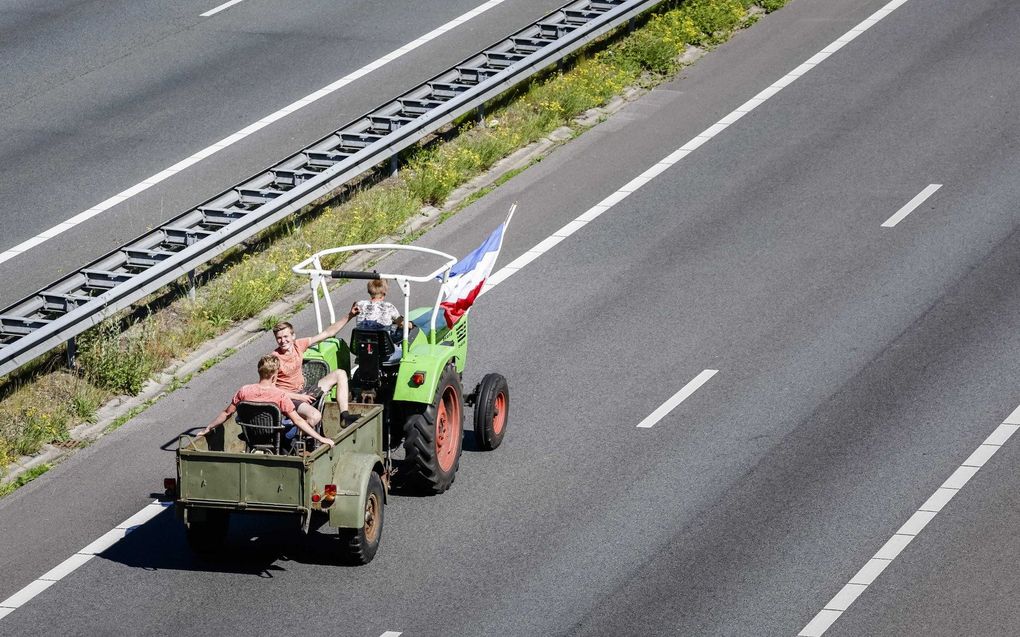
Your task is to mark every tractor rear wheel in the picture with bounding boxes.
[337,472,384,565]
[473,373,509,451]
[402,365,463,494]
[186,508,229,554]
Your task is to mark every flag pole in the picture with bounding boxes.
[491,201,517,266]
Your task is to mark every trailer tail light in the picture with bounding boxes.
[311,492,321,503]
[322,484,337,508]
[410,371,426,387]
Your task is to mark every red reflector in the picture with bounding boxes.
[324,484,337,497]
[163,478,176,491]
[311,493,321,503]
[411,371,426,386]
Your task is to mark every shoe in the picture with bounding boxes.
[340,412,360,428]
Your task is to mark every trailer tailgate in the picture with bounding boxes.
[179,450,306,509]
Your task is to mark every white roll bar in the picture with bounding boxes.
[292,244,458,344]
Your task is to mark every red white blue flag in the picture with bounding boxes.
[438,204,516,328]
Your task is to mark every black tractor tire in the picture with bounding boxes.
[337,472,385,565]
[186,508,229,554]
[401,365,464,494]
[473,373,509,451]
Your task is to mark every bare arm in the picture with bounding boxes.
[198,403,236,436]
[309,303,360,345]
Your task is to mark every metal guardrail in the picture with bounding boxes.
[0,0,663,378]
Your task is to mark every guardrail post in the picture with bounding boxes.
[66,336,77,369]
[187,270,197,301]
[477,104,486,127]
[389,155,399,178]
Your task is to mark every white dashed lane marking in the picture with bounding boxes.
[201,0,246,17]
[635,370,718,429]
[798,405,1020,636]
[881,183,942,228]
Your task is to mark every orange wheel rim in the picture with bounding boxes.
[364,492,380,543]
[492,392,507,435]
[436,386,461,471]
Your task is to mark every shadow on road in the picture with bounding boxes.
[100,506,365,576]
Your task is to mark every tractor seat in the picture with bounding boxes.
[235,401,286,454]
[351,327,400,383]
[301,359,330,411]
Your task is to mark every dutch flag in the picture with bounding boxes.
[437,204,516,328]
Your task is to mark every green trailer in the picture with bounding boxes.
[171,403,386,564]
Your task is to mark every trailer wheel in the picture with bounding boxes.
[338,472,384,565]
[402,365,463,494]
[186,509,229,554]
[474,373,509,451]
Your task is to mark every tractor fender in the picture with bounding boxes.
[328,453,385,529]
[393,346,459,404]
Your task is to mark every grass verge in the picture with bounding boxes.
[0,0,788,483]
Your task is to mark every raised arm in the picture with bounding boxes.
[309,303,360,345]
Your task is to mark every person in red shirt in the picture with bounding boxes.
[271,306,359,429]
[198,355,335,448]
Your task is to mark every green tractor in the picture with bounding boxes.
[292,243,509,494]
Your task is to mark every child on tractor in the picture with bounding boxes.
[355,279,403,331]
[355,279,404,362]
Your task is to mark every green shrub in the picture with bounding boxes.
[13,408,68,455]
[616,12,697,74]
[77,321,157,394]
[758,0,786,12]
[679,0,748,44]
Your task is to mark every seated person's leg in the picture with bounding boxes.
[320,370,350,411]
[296,401,322,431]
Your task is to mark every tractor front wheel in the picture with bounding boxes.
[402,365,463,494]
[473,373,509,451]
[337,472,384,565]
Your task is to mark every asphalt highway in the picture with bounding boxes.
[3,0,1020,635]
[0,0,565,304]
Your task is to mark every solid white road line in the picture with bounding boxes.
[0,0,509,266]
[798,416,1020,637]
[0,501,169,619]
[0,0,914,624]
[482,0,913,294]
[201,0,246,17]
[636,370,718,429]
[379,632,403,637]
[881,184,942,228]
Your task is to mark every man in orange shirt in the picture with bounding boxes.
[198,355,335,449]
[271,305,359,429]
